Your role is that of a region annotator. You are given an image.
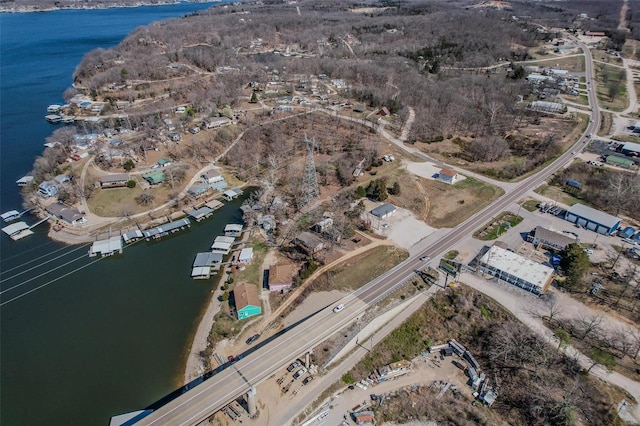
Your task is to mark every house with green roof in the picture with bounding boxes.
[157,158,172,167]
[143,170,166,185]
[606,155,634,169]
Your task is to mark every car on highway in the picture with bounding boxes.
[419,256,430,262]
[333,304,345,313]
[293,367,307,380]
[302,376,314,385]
[287,360,302,372]
[246,334,260,345]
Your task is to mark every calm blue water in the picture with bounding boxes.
[0,3,242,425]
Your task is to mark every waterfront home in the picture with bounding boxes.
[38,181,59,199]
[224,224,243,237]
[268,263,297,292]
[100,173,130,189]
[188,183,210,199]
[89,236,123,257]
[204,117,231,129]
[238,247,254,264]
[201,168,224,185]
[46,203,87,226]
[233,283,262,320]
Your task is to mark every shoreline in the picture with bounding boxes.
[0,0,221,14]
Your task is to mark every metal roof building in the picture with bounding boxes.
[191,252,223,279]
[214,235,235,244]
[527,226,576,251]
[122,229,143,243]
[564,204,621,235]
[233,283,261,319]
[238,247,254,264]
[211,241,233,254]
[143,218,190,239]
[89,236,123,257]
[188,206,214,221]
[224,223,243,236]
[370,203,397,219]
[621,141,640,156]
[479,245,555,295]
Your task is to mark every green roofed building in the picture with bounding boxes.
[157,158,172,167]
[606,155,634,169]
[143,170,166,185]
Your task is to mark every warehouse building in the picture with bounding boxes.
[564,204,621,235]
[479,245,554,295]
[620,141,640,157]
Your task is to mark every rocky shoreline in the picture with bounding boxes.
[0,0,219,13]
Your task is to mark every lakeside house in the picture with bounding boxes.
[268,263,297,292]
[188,183,211,199]
[46,203,86,226]
[201,168,224,185]
[38,181,58,198]
[233,283,262,320]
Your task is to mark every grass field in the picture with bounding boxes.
[525,54,585,72]
[534,184,582,207]
[594,63,628,112]
[313,245,409,292]
[520,198,541,212]
[598,111,614,137]
[234,238,269,287]
[426,177,504,228]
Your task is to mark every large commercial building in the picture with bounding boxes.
[479,245,554,295]
[564,204,621,235]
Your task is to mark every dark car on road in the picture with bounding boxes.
[246,334,260,345]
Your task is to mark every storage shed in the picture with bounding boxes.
[370,203,396,219]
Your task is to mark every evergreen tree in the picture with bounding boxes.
[560,243,590,290]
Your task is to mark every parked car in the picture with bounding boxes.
[333,304,345,313]
[245,334,260,345]
[419,256,430,262]
[189,126,200,134]
[287,360,302,372]
[302,375,314,385]
[293,367,307,380]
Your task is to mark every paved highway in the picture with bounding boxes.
[136,42,599,426]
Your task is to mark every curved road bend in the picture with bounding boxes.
[136,43,599,426]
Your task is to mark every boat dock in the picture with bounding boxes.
[142,218,191,241]
[89,236,123,257]
[2,208,31,223]
[188,206,214,222]
[2,216,49,241]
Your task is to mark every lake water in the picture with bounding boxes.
[0,3,242,424]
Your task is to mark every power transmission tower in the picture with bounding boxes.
[301,135,319,211]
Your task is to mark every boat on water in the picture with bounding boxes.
[1,210,21,222]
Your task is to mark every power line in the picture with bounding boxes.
[0,254,88,295]
[0,243,90,279]
[0,257,104,307]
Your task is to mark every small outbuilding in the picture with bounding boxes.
[238,247,254,264]
[438,168,458,184]
[295,231,325,255]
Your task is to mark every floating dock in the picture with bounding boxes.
[2,222,32,240]
[142,218,191,240]
[16,175,34,186]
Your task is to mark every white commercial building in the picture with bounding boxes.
[479,245,554,295]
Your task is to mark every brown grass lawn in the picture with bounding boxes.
[594,63,628,112]
[622,39,640,61]
[525,54,585,72]
[313,245,409,292]
[534,183,582,207]
[598,111,614,136]
[424,177,504,228]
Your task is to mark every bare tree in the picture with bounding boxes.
[135,190,155,206]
